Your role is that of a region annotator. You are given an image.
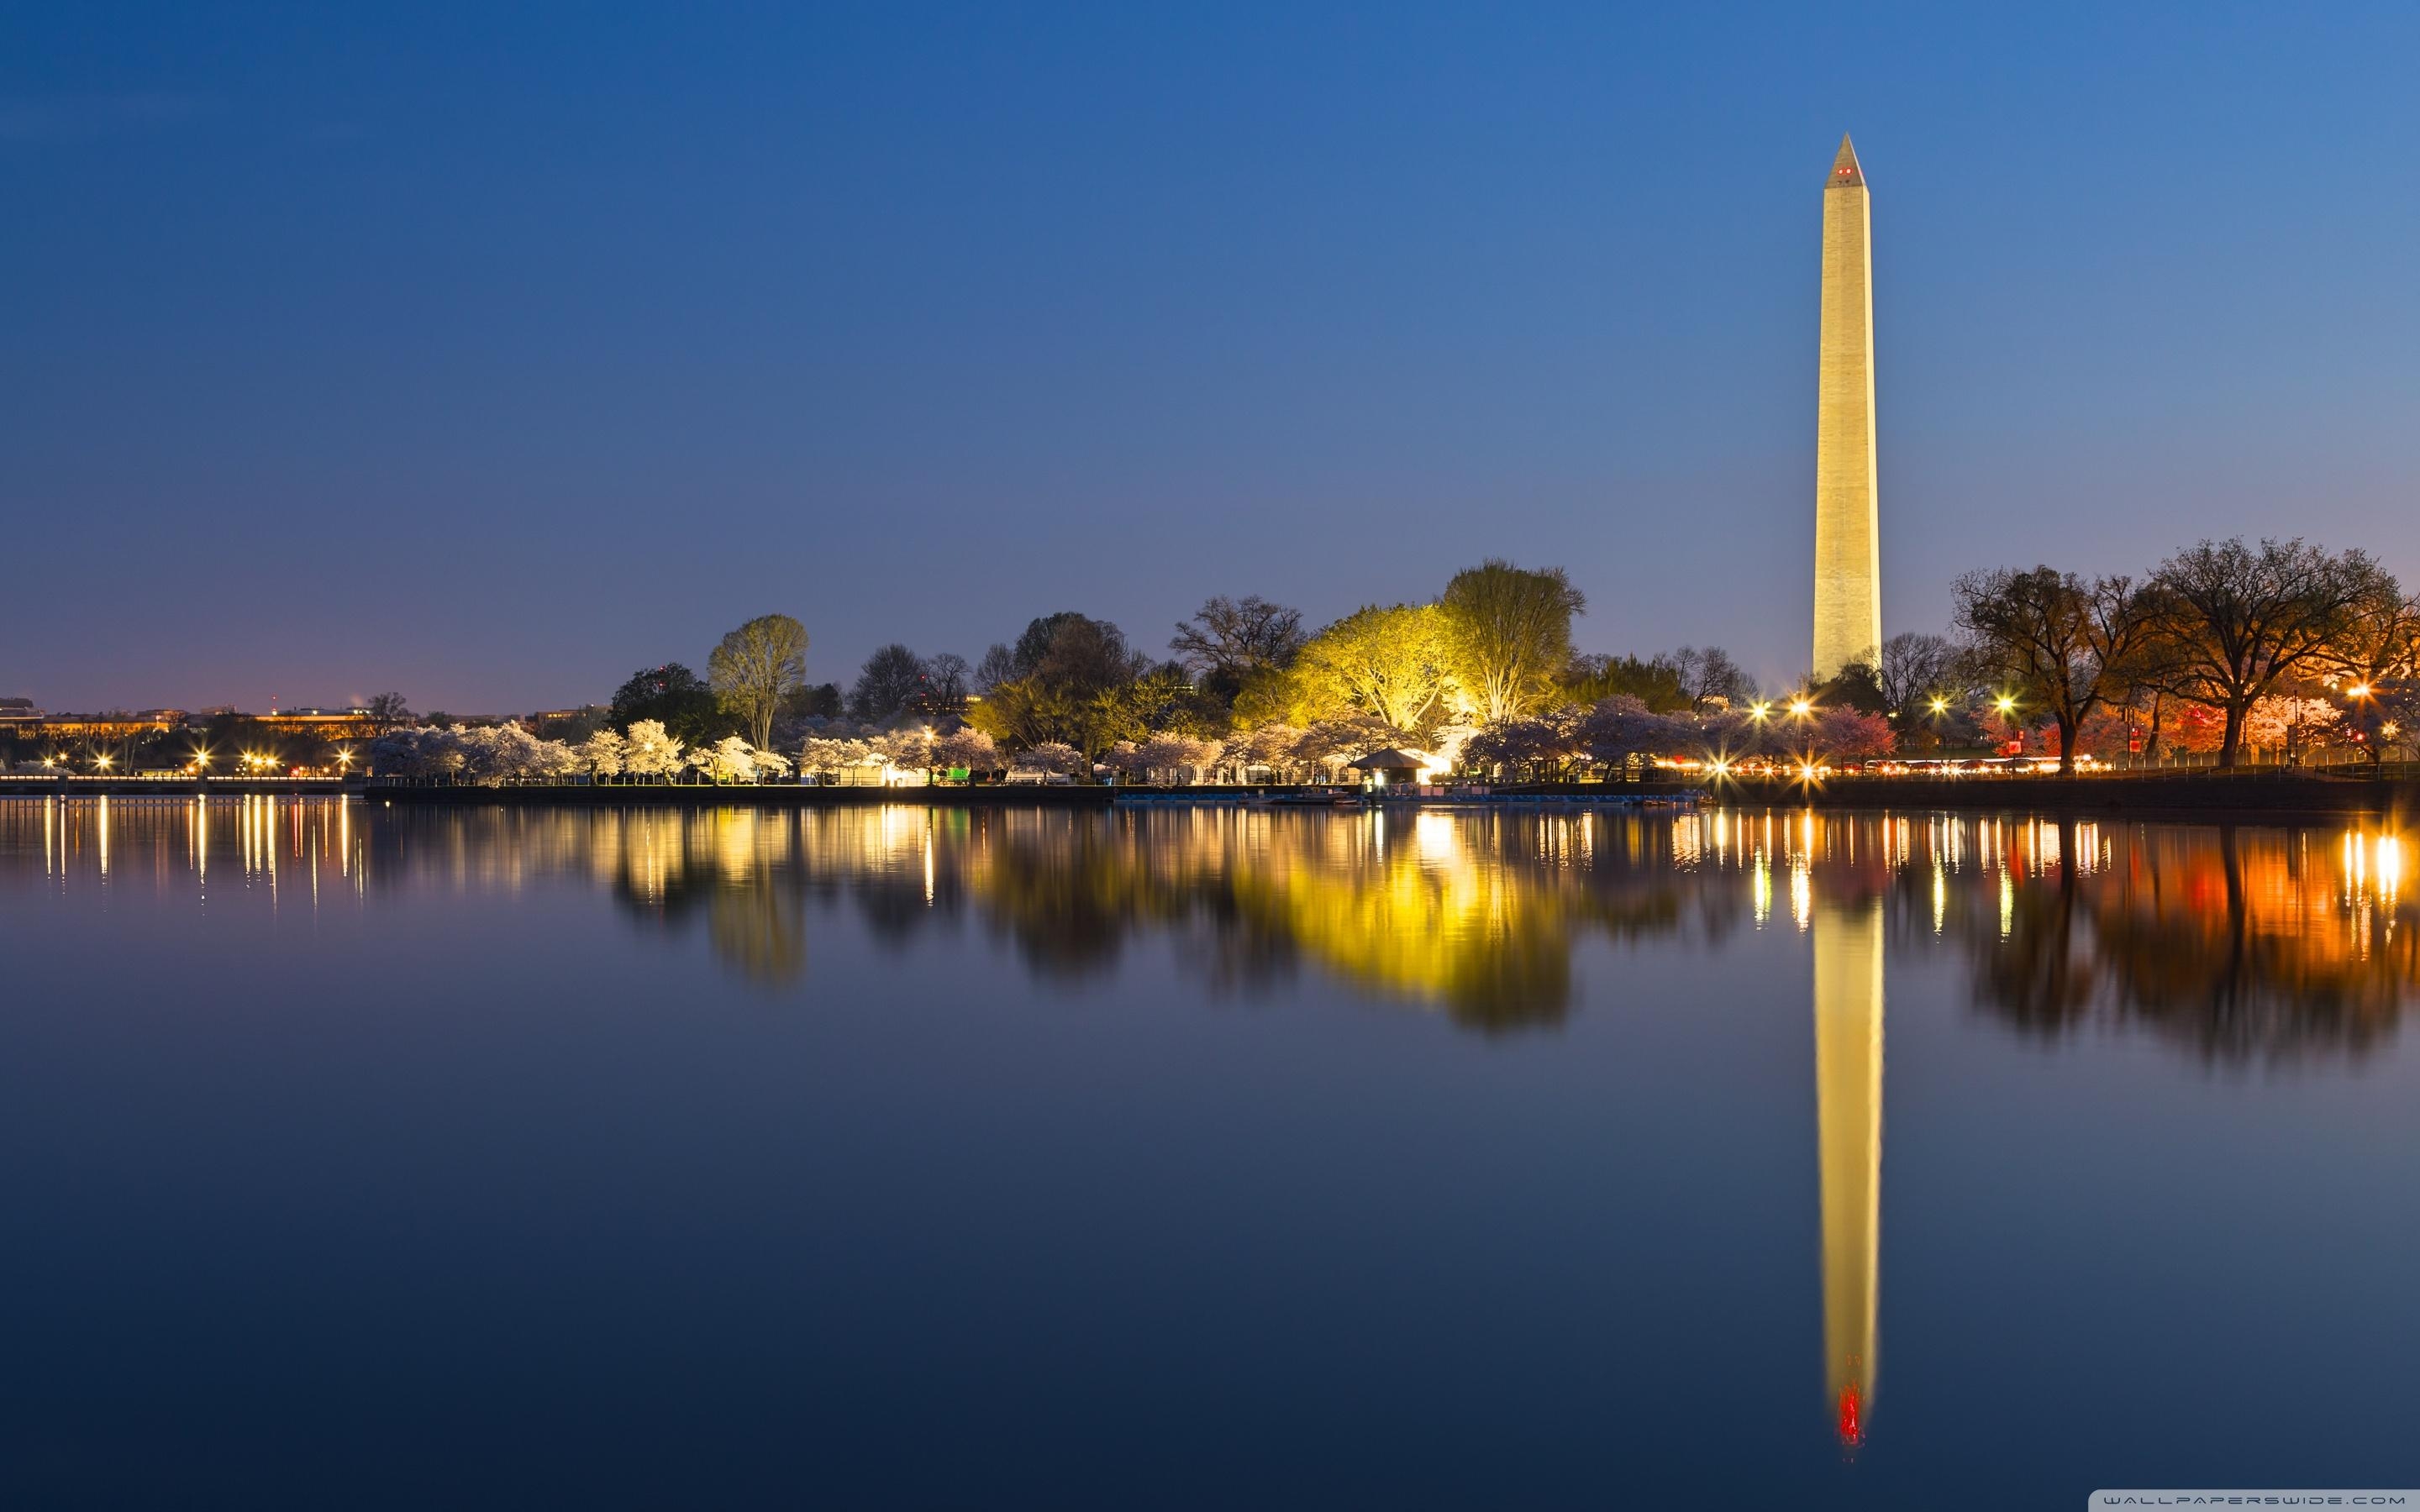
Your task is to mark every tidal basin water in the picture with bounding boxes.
[3,799,2417,1508]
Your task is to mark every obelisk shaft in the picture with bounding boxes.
[1812,134,1881,683]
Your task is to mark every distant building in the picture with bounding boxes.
[0,698,42,723]
[254,711,374,738]
[24,714,176,738]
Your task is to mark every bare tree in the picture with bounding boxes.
[1171,596,1307,700]
[2144,538,2391,767]
[2317,580,2420,693]
[708,614,810,751]
[850,644,928,722]
[921,653,971,716]
[364,692,414,734]
[1954,567,2155,774]
[1666,645,1754,711]
[973,643,1018,693]
[1873,633,1960,718]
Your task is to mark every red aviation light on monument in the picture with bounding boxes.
[1829,134,1865,187]
[1838,1378,1865,1448]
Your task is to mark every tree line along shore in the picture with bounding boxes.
[10,539,2416,790]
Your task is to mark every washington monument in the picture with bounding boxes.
[1812,134,1881,682]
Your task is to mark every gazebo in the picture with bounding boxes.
[1345,748,1429,788]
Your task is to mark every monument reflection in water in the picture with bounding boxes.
[1813,895,1881,1450]
[4,796,2416,1478]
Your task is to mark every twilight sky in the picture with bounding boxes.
[7,3,2417,713]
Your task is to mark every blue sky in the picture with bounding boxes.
[6,2,2417,711]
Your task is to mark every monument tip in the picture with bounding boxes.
[1828,134,1864,189]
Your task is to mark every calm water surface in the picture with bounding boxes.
[3,797,2416,1508]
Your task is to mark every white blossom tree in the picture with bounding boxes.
[798,736,876,782]
[623,720,687,780]
[366,726,463,778]
[461,724,568,781]
[1012,741,1086,778]
[578,728,629,778]
[366,723,576,783]
[1227,723,1307,782]
[874,728,934,775]
[533,737,584,780]
[931,727,999,777]
[2244,693,2342,764]
[1293,717,1395,779]
[1132,734,1219,785]
[698,735,759,783]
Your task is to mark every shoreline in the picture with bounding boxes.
[6,773,2413,820]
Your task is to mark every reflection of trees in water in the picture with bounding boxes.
[599,810,812,986]
[1954,820,2416,1063]
[79,801,2407,1048]
[941,809,1754,1033]
[960,817,1152,980]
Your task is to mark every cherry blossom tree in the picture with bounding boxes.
[623,720,687,780]
[931,727,999,777]
[697,735,760,783]
[1578,696,1688,770]
[1012,741,1087,778]
[2243,693,2341,765]
[578,728,628,778]
[1805,707,1896,764]
[874,728,934,776]
[798,736,878,782]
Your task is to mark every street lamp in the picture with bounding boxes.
[2348,684,2372,701]
[1789,698,1813,718]
[1995,694,2018,717]
[1928,696,1949,716]
[1749,701,1772,722]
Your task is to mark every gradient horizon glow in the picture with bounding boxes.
[7,3,2417,712]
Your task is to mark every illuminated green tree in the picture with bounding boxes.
[708,614,809,750]
[1439,560,1586,723]
[1293,603,1455,733]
